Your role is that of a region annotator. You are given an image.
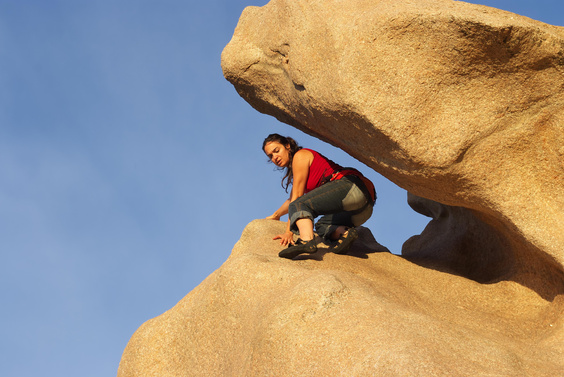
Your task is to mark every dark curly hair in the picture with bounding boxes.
[262,134,302,192]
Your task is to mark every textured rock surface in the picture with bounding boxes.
[402,193,511,283]
[221,0,564,297]
[119,1,564,375]
[118,220,564,376]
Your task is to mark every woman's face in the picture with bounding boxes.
[264,141,291,168]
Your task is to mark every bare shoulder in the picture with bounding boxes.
[293,148,314,164]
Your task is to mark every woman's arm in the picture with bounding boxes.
[272,149,313,245]
[289,149,312,202]
[266,199,290,220]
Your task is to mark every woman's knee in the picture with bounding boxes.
[289,199,308,216]
[351,204,373,226]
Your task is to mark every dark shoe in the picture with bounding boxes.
[278,238,318,259]
[331,228,358,255]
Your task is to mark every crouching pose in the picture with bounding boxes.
[263,134,376,259]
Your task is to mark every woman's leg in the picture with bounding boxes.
[329,226,348,241]
[295,218,314,241]
[315,203,373,240]
[288,176,371,240]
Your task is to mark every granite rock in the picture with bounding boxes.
[118,220,564,376]
[221,0,564,296]
[118,1,564,375]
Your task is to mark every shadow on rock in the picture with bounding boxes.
[402,193,564,302]
[296,226,391,261]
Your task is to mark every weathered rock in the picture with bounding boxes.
[118,220,564,376]
[119,1,564,375]
[221,0,564,298]
[402,193,511,283]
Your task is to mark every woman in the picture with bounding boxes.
[263,134,376,259]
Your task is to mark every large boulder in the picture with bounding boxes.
[221,0,564,298]
[119,0,564,375]
[118,220,564,376]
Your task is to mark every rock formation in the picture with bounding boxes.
[118,0,564,375]
[118,220,563,376]
[221,0,564,297]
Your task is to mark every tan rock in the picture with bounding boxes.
[119,1,564,375]
[118,220,564,376]
[402,192,511,283]
[221,0,564,295]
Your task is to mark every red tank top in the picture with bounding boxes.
[303,148,343,193]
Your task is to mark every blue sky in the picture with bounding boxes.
[0,1,561,376]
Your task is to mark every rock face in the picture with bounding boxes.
[118,220,563,376]
[119,1,564,375]
[221,0,564,297]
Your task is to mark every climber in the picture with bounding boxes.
[263,133,376,259]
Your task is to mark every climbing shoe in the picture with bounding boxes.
[331,227,358,255]
[278,238,318,259]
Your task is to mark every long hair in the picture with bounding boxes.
[262,134,302,192]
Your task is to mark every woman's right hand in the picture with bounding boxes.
[266,199,290,221]
[273,231,294,246]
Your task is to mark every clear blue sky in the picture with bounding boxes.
[0,1,561,376]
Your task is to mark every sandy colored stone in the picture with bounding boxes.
[221,0,564,293]
[118,220,564,376]
[119,1,564,375]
